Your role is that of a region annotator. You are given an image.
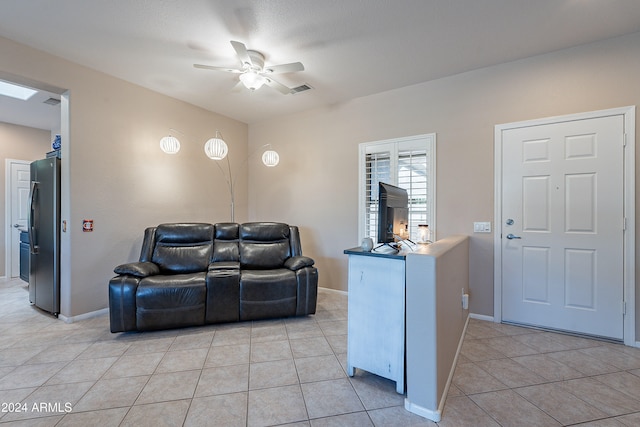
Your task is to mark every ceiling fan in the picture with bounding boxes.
[194,41,304,94]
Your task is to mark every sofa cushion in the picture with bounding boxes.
[239,269,297,320]
[213,223,239,262]
[213,241,239,263]
[240,222,290,241]
[240,241,290,269]
[215,223,240,239]
[239,223,291,269]
[136,273,206,330]
[152,223,214,273]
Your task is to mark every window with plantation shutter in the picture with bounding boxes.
[364,151,391,240]
[359,134,435,243]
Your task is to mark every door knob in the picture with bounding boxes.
[506,234,521,239]
[13,224,20,228]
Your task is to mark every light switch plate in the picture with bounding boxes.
[473,222,491,233]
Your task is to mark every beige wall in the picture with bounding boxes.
[0,122,52,277]
[248,32,640,324]
[0,36,248,316]
[1,29,639,332]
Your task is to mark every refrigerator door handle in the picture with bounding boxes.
[28,181,39,255]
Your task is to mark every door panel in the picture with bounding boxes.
[522,246,549,304]
[501,115,624,340]
[522,176,550,231]
[565,173,595,233]
[564,248,595,309]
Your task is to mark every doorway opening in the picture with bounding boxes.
[1,73,66,283]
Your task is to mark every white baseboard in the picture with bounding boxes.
[405,314,470,422]
[469,313,494,322]
[58,307,109,323]
[441,314,470,402]
[404,400,441,423]
[318,286,347,296]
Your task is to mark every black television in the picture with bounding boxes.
[377,182,409,244]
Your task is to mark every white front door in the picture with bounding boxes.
[8,160,31,278]
[500,114,625,340]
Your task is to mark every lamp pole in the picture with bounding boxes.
[213,154,235,222]
[211,143,278,222]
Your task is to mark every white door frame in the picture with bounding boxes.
[494,106,636,346]
[4,158,31,279]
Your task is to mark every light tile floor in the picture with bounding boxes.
[2,277,640,426]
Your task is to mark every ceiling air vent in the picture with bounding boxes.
[290,84,313,94]
[43,97,61,106]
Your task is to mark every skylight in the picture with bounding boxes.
[0,80,38,100]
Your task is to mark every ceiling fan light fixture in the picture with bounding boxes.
[204,131,228,160]
[239,71,267,91]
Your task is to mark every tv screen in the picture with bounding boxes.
[377,182,409,244]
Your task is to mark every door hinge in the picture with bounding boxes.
[624,217,627,231]
[623,301,626,315]
[623,133,627,147]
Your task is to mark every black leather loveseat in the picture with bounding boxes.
[108,222,318,332]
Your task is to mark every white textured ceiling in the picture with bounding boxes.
[1,0,640,127]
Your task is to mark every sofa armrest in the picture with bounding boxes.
[114,261,160,278]
[295,266,318,316]
[109,275,141,332]
[284,256,315,271]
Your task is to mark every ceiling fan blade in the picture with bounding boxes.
[230,40,252,67]
[264,62,304,74]
[264,77,292,95]
[194,64,242,73]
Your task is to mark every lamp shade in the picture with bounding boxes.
[262,150,280,167]
[160,135,180,154]
[204,136,228,160]
[239,71,267,91]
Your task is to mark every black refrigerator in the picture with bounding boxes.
[28,157,61,316]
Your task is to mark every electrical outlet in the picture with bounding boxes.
[473,222,491,233]
[461,288,469,310]
[462,293,469,310]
